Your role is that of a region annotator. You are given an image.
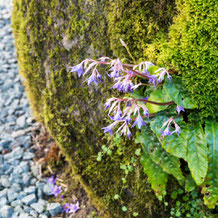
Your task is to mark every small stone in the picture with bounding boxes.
[22,172,32,186]
[7,189,19,202]
[31,201,45,214]
[24,186,36,195]
[16,191,26,200]
[0,205,14,218]
[31,165,40,177]
[23,152,34,160]
[15,161,29,174]
[11,212,20,218]
[21,193,37,205]
[0,197,8,207]
[0,140,11,148]
[30,210,38,218]
[0,189,7,198]
[23,205,32,213]
[11,200,22,207]
[11,183,22,192]
[43,183,54,195]
[14,205,24,214]
[19,213,32,218]
[12,130,25,138]
[38,215,48,218]
[47,203,62,216]
[30,178,37,185]
[1,175,10,187]
[16,115,26,127]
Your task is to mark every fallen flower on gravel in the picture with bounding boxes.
[62,201,80,214]
[69,201,80,213]
[46,175,56,185]
[51,185,62,197]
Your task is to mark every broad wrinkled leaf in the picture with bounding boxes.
[202,121,218,209]
[150,114,187,160]
[187,124,208,185]
[140,152,168,198]
[163,75,197,109]
[146,89,172,114]
[136,127,185,185]
[185,174,196,192]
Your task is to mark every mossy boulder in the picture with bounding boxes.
[12,0,216,217]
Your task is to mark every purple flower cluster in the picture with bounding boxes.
[46,175,80,214]
[70,57,183,140]
[102,97,149,139]
[161,118,181,138]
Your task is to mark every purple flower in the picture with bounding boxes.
[147,74,157,86]
[114,109,122,120]
[69,201,80,213]
[127,128,132,139]
[161,126,172,137]
[173,123,181,136]
[62,203,71,213]
[51,185,62,197]
[102,122,117,136]
[85,73,98,85]
[125,113,131,125]
[70,63,83,77]
[131,114,146,129]
[46,175,56,185]
[176,105,185,114]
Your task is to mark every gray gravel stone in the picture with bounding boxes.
[7,189,19,202]
[11,183,22,192]
[0,197,8,207]
[0,205,14,218]
[43,183,54,195]
[21,193,37,205]
[30,200,45,213]
[11,212,20,218]
[22,172,32,186]
[11,199,22,207]
[0,189,7,198]
[16,115,26,127]
[24,186,36,195]
[0,175,10,187]
[30,210,38,217]
[14,205,24,214]
[47,202,62,216]
[23,152,34,160]
[19,213,32,218]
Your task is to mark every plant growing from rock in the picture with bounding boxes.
[71,52,217,210]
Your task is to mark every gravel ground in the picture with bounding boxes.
[0,1,62,217]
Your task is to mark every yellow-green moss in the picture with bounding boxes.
[12,0,178,217]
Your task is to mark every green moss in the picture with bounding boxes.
[154,0,218,119]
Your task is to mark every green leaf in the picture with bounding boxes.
[148,65,160,75]
[114,194,120,200]
[150,114,187,160]
[122,206,127,212]
[163,75,197,109]
[147,89,172,113]
[185,174,197,192]
[202,121,218,209]
[187,124,208,185]
[140,151,168,198]
[136,127,184,185]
